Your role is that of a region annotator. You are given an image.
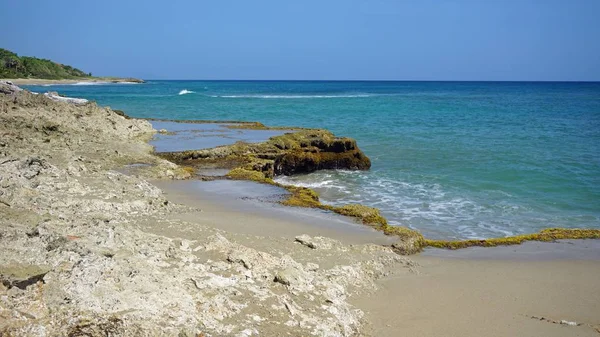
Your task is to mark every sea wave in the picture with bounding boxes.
[179,89,195,95]
[43,92,88,105]
[275,170,531,240]
[275,177,346,189]
[210,94,373,99]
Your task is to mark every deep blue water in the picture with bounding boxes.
[24,80,600,240]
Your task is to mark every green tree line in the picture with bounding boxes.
[0,48,91,79]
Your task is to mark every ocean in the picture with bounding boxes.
[24,80,600,240]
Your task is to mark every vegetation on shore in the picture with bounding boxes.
[0,48,143,83]
[1,48,90,79]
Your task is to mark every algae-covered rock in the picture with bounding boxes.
[269,132,370,175]
[226,168,272,183]
[159,129,371,177]
[333,204,388,227]
[389,228,426,255]
[332,205,425,254]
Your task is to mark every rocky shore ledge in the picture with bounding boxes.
[0,82,417,336]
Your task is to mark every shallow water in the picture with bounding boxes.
[149,121,292,152]
[24,81,600,240]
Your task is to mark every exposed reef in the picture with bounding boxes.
[159,128,372,176]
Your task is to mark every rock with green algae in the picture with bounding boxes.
[159,129,371,177]
[330,204,426,254]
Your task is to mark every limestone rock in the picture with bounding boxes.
[0,264,50,290]
[295,234,333,250]
[274,268,306,287]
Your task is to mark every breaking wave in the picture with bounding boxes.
[178,89,195,95]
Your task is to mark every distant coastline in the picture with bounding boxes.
[0,77,145,85]
[1,48,144,85]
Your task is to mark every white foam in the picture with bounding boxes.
[179,89,195,95]
[43,92,88,105]
[275,177,343,189]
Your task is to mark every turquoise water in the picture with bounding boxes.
[25,81,600,240]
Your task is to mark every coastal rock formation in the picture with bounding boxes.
[0,82,416,336]
[159,128,371,177]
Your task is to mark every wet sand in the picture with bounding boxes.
[154,179,397,246]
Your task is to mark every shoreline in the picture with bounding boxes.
[0,77,144,85]
[154,178,600,337]
[149,118,600,252]
[2,81,599,336]
[8,81,599,249]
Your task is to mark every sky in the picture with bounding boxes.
[1,0,599,81]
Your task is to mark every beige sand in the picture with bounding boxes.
[152,179,398,246]
[354,253,600,337]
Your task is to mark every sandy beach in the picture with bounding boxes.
[356,247,600,337]
[1,81,599,336]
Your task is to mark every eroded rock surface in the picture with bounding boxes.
[0,82,415,336]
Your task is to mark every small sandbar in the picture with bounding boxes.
[150,120,294,152]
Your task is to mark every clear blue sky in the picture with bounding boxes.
[2,0,599,80]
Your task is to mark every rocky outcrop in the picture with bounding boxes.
[159,129,371,178]
[0,81,22,95]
